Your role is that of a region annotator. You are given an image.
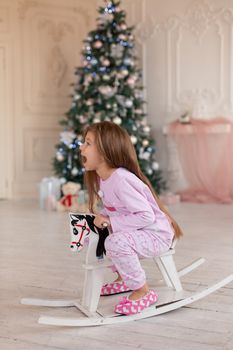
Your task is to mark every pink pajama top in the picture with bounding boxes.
[99,167,174,247]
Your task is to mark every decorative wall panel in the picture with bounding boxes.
[13,0,97,198]
[0,4,9,33]
[18,3,91,116]
[23,128,61,171]
[140,0,233,125]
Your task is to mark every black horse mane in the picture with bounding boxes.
[70,214,109,258]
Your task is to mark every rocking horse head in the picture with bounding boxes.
[69,213,109,258]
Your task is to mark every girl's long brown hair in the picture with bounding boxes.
[82,121,183,239]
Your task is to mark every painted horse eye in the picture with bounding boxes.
[76,242,81,247]
[82,226,86,230]
[73,228,78,235]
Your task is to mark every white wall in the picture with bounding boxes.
[135,0,233,188]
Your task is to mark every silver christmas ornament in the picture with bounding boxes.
[103,74,110,81]
[143,125,151,133]
[152,162,159,170]
[142,139,149,147]
[146,168,153,175]
[120,23,127,30]
[124,57,134,66]
[71,167,79,176]
[140,119,147,126]
[59,177,67,184]
[91,58,98,65]
[102,58,110,66]
[130,135,137,144]
[141,152,150,160]
[86,99,93,106]
[98,85,116,97]
[116,94,125,106]
[73,94,81,101]
[135,90,143,99]
[79,115,87,123]
[127,77,136,87]
[125,99,133,108]
[56,152,64,162]
[113,116,122,125]
[60,131,76,145]
[120,69,129,77]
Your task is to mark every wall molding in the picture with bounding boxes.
[138,0,233,121]
[0,5,10,33]
[23,127,61,171]
[18,3,91,116]
[0,40,13,198]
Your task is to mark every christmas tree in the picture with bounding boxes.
[53,0,166,193]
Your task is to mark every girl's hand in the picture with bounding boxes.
[94,214,111,229]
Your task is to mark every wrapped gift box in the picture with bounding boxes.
[39,177,61,211]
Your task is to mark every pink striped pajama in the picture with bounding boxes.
[99,167,174,290]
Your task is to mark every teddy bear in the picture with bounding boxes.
[56,181,81,212]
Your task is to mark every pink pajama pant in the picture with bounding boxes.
[104,230,172,290]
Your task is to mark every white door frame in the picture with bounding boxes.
[0,40,13,199]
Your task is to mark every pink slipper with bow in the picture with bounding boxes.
[114,290,158,315]
[100,281,131,296]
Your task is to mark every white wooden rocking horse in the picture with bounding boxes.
[21,212,233,327]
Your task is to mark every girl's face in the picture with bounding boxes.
[80,131,104,171]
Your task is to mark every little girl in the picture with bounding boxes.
[80,121,183,315]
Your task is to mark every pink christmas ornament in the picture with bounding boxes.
[93,40,103,49]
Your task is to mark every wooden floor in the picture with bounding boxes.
[0,199,233,350]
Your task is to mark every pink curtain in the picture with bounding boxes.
[168,117,233,203]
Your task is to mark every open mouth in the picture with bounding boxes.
[81,155,87,165]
